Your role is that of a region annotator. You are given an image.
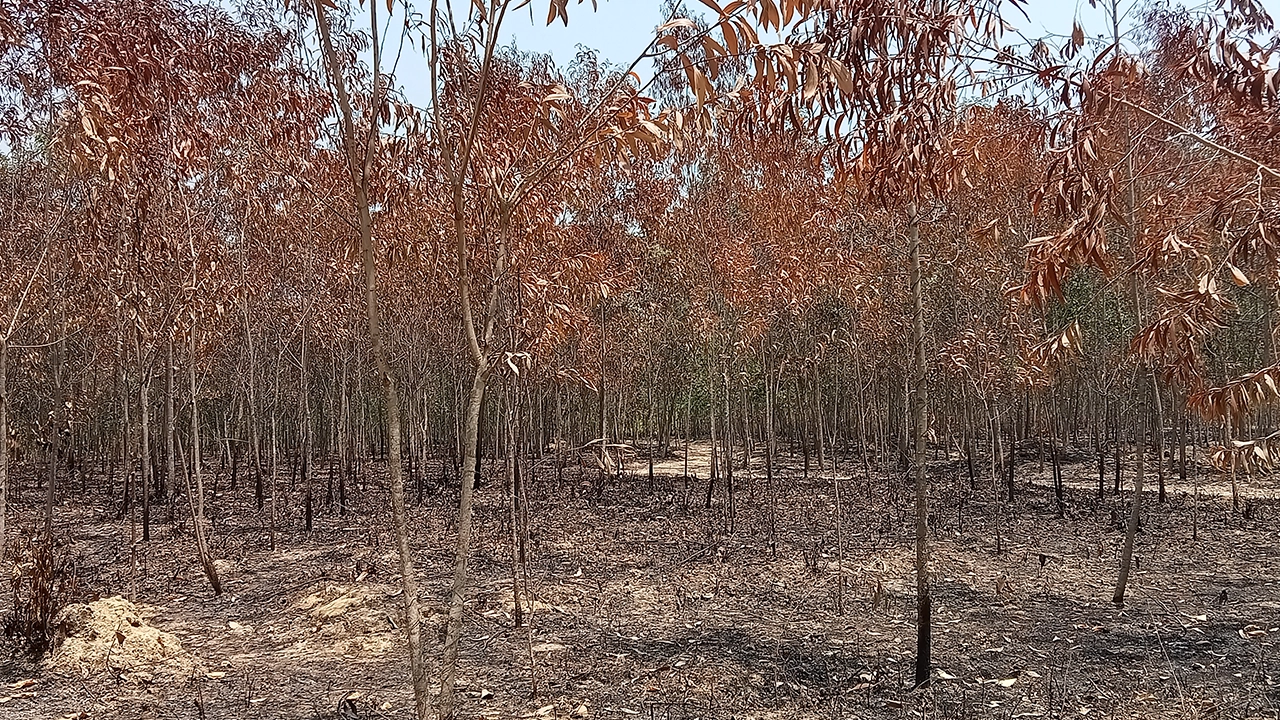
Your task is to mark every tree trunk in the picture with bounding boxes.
[1154,385,1167,503]
[1178,408,1187,485]
[312,3,430,714]
[724,370,736,531]
[302,328,313,533]
[764,360,777,556]
[597,301,607,496]
[1113,0,1150,607]
[139,344,151,543]
[506,385,523,629]
[440,367,488,719]
[165,339,176,506]
[1096,395,1105,499]
[46,313,66,551]
[1113,375,1147,606]
[187,333,222,596]
[706,387,718,510]
[1114,267,1154,606]
[908,208,931,688]
[339,355,350,514]
[1113,417,1122,495]
[270,398,279,546]
[0,337,8,562]
[1050,396,1064,518]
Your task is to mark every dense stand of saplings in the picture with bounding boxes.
[2,0,1279,717]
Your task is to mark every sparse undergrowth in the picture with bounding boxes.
[0,447,1277,720]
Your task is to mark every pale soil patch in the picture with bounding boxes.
[290,582,403,657]
[47,595,198,682]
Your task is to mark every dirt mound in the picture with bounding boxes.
[490,586,573,618]
[47,596,196,681]
[293,584,400,657]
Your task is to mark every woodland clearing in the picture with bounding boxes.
[5,0,1280,718]
[1,444,1276,720]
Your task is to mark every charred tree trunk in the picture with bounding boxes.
[908,208,931,689]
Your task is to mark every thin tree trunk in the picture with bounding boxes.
[441,367,488,717]
[119,325,130,518]
[646,378,655,490]
[45,308,66,553]
[723,370,735,529]
[1113,0,1149,607]
[765,359,777,556]
[312,3,429,714]
[506,384,523,629]
[0,337,8,562]
[1178,406,1187,486]
[1113,373,1147,606]
[302,328,313,533]
[908,207,931,688]
[1113,416,1122,495]
[187,333,222,596]
[1226,408,1240,512]
[833,451,845,615]
[138,338,151,543]
[1050,395,1064,518]
[1154,385,1167,503]
[270,397,279,545]
[706,386,718,510]
[165,339,176,506]
[815,370,826,470]
[1096,395,1105,499]
[339,354,350,514]
[597,302,607,496]
[683,392,690,509]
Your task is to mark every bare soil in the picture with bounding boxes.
[1,442,1278,720]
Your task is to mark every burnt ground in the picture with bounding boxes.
[1,441,1278,720]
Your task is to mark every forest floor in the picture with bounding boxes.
[1,441,1278,720]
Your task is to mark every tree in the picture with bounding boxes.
[310,1,432,715]
[1011,0,1280,605]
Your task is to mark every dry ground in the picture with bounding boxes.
[1,441,1278,720]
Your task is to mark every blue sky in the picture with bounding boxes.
[365,0,1280,103]
[491,0,1280,71]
